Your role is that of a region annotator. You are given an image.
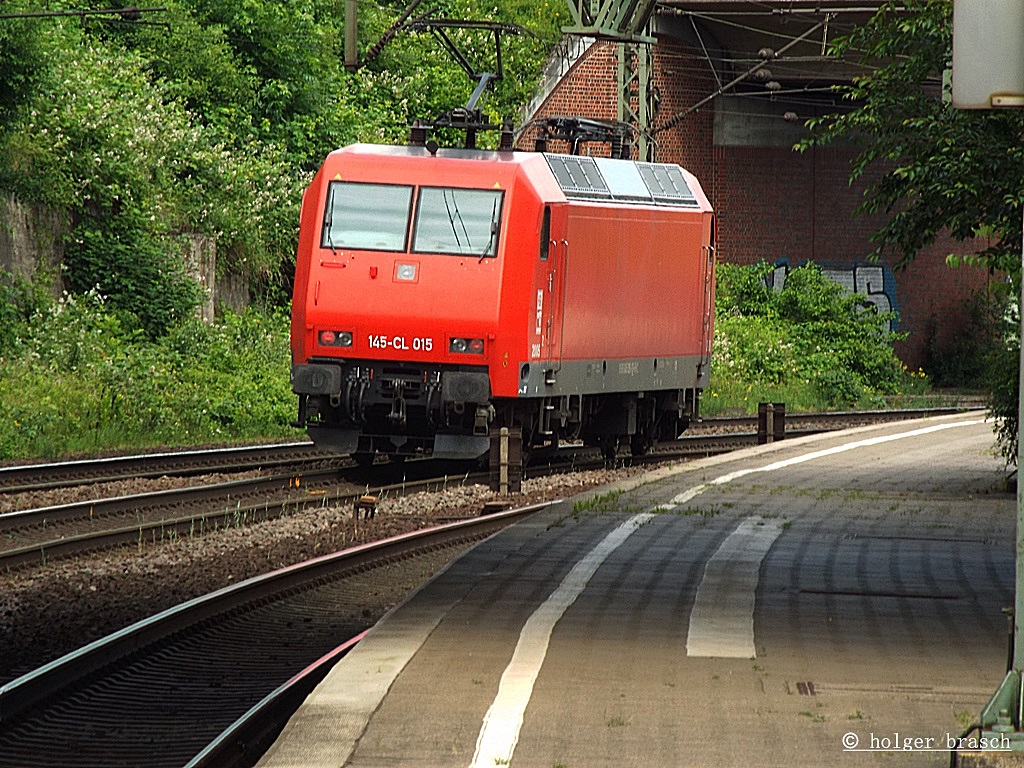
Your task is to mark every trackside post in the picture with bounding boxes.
[489,427,522,494]
[952,0,1024,756]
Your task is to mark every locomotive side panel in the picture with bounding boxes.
[558,204,710,361]
[515,157,715,401]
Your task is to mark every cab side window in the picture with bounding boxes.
[540,206,551,261]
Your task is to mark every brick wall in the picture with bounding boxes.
[526,37,992,370]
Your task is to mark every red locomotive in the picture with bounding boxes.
[290,133,715,461]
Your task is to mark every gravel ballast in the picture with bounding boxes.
[0,467,645,684]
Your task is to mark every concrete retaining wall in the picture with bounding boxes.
[0,195,250,321]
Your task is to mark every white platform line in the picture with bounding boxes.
[469,513,653,768]
[675,419,984,658]
[652,419,985,513]
[686,516,785,658]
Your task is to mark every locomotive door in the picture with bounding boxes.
[698,215,717,376]
[535,204,568,369]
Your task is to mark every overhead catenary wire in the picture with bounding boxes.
[654,17,828,134]
[0,6,165,20]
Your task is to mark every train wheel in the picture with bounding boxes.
[598,435,618,461]
[353,451,375,468]
[630,432,652,457]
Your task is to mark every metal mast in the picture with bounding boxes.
[562,0,659,160]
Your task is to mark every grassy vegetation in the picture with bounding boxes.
[0,287,293,459]
[0,260,971,461]
[571,489,626,514]
[702,262,932,416]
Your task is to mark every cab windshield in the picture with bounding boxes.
[322,182,412,252]
[412,187,502,257]
[321,182,502,258]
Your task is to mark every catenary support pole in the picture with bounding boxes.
[1015,209,1024,674]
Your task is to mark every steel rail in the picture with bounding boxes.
[0,466,490,570]
[184,632,369,768]
[0,441,328,493]
[0,467,340,533]
[695,405,987,432]
[0,501,552,734]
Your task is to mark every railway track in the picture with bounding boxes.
[0,441,332,493]
[0,461,486,571]
[0,406,985,571]
[0,404,989,766]
[0,504,551,768]
[0,404,985,492]
[0,467,351,569]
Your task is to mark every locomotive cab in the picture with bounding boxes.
[290,144,518,460]
[290,142,715,462]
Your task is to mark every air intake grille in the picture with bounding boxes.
[545,155,610,198]
[544,154,698,207]
[637,163,697,205]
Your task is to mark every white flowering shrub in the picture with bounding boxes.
[0,296,293,459]
[0,17,302,329]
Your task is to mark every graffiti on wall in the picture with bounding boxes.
[766,259,900,333]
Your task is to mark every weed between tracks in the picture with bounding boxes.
[571,490,626,514]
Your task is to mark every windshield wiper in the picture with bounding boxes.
[323,194,339,255]
[480,197,498,261]
[443,189,471,251]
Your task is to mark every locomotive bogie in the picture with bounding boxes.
[290,143,715,460]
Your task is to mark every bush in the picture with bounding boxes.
[708,261,912,413]
[0,294,294,460]
[0,16,303,312]
[981,287,1020,466]
[65,220,201,339]
[0,269,50,353]
[925,291,1003,388]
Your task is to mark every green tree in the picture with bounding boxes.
[138,0,357,169]
[801,0,1024,275]
[0,14,303,323]
[0,0,565,318]
[0,3,46,122]
[800,0,1024,461]
[347,0,565,145]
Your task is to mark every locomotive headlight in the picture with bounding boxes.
[318,330,353,347]
[449,337,484,355]
[395,262,418,282]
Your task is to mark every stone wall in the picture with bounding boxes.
[0,195,250,320]
[0,193,68,297]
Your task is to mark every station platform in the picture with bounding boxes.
[258,413,1012,767]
